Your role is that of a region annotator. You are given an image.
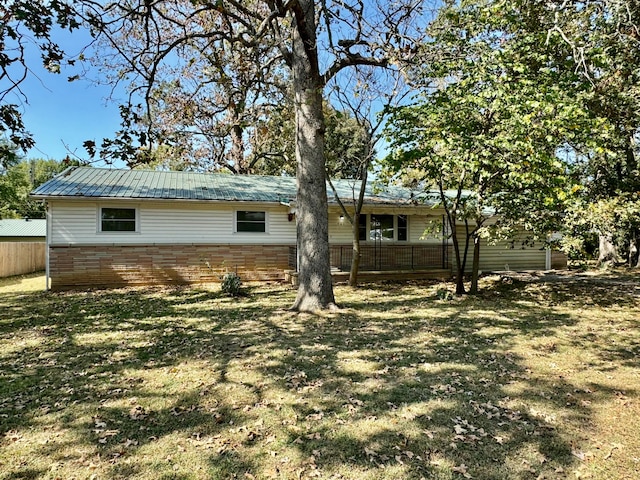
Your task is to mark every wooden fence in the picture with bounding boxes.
[0,242,46,278]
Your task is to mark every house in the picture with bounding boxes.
[0,218,46,242]
[0,219,47,278]
[30,166,563,290]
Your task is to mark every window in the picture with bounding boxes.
[370,214,394,241]
[101,208,136,232]
[236,211,266,232]
[358,214,408,242]
[358,214,367,241]
[398,215,408,241]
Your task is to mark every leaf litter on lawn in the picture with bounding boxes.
[0,271,638,479]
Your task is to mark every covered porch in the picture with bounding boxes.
[328,243,451,271]
[286,243,453,284]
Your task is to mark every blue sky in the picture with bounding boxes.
[20,72,123,162]
[10,30,124,163]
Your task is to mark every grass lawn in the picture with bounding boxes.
[0,271,638,479]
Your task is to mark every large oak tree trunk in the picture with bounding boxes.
[230,122,246,173]
[290,0,336,311]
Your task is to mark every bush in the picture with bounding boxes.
[436,288,453,301]
[220,272,243,296]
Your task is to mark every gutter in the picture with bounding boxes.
[28,195,288,207]
[45,202,51,291]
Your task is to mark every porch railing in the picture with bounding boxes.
[288,244,451,271]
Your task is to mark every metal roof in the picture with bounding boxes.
[31,167,436,207]
[0,219,46,237]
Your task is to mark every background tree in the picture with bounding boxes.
[484,0,640,266]
[0,157,74,219]
[0,138,21,174]
[384,0,571,294]
[250,100,371,178]
[556,0,640,266]
[92,19,287,173]
[324,68,411,287]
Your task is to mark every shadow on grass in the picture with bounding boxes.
[0,276,638,479]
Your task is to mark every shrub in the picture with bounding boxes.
[436,288,453,301]
[220,272,243,296]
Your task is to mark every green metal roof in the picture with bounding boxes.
[31,166,434,206]
[0,219,46,237]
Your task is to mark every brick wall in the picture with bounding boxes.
[49,244,293,289]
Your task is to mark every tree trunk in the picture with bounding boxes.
[290,0,337,311]
[629,232,640,268]
[349,213,361,287]
[596,232,620,267]
[230,122,246,174]
[348,165,369,287]
[450,217,466,295]
[470,234,481,295]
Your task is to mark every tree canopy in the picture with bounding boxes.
[1,0,429,311]
[385,0,640,288]
[250,101,372,178]
[0,156,74,219]
[384,0,571,293]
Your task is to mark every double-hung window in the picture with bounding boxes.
[236,211,266,233]
[100,207,137,232]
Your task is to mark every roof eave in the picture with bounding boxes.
[30,194,288,206]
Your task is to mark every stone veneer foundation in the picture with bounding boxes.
[49,244,293,289]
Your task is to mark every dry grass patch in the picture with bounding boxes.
[0,270,638,479]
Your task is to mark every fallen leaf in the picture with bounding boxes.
[94,418,107,429]
[571,450,586,461]
[129,405,148,420]
[454,425,467,434]
[452,463,472,478]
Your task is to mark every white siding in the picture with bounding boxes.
[476,241,547,271]
[409,215,446,244]
[50,203,97,245]
[50,200,544,271]
[452,226,547,272]
[49,200,296,245]
[328,212,353,243]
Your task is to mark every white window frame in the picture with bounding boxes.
[98,206,140,233]
[235,210,268,234]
